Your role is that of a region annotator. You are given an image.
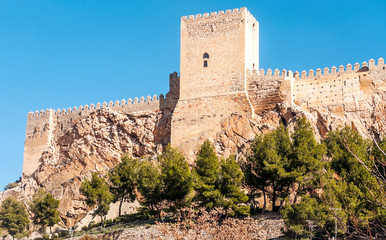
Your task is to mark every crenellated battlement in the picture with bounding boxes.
[293,58,384,79]
[256,58,384,82]
[28,71,180,118]
[257,68,294,78]
[288,57,386,112]
[182,7,246,20]
[28,94,164,118]
[250,57,386,115]
[181,7,258,29]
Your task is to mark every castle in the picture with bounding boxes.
[23,7,386,177]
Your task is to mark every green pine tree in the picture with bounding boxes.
[0,197,29,239]
[193,140,223,209]
[324,127,385,235]
[30,189,61,234]
[80,172,113,224]
[159,144,193,208]
[137,160,164,213]
[325,126,372,183]
[246,124,293,211]
[290,116,326,202]
[371,138,386,180]
[282,127,385,239]
[220,156,249,216]
[108,155,140,216]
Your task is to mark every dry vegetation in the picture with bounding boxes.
[155,207,285,240]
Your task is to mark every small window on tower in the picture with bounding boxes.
[203,53,209,67]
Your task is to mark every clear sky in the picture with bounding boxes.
[1,0,385,189]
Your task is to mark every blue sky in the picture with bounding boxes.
[0,0,385,189]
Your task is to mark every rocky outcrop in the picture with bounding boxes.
[1,108,169,227]
[41,108,173,226]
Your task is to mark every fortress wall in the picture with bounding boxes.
[292,58,384,114]
[53,94,162,137]
[23,73,180,177]
[247,69,291,114]
[167,72,180,100]
[23,96,162,177]
[23,110,54,176]
[171,92,253,157]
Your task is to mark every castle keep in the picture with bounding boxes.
[23,7,386,177]
[172,8,260,149]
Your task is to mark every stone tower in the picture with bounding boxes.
[171,8,258,153]
[179,7,259,100]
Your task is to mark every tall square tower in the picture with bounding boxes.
[180,7,259,100]
[172,8,258,153]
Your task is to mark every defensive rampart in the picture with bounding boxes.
[247,69,293,114]
[292,58,384,114]
[23,73,180,177]
[248,58,385,116]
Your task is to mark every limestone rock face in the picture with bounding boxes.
[2,108,168,227]
[38,109,169,226]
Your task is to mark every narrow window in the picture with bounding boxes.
[203,53,209,68]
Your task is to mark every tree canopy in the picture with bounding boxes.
[159,144,193,207]
[80,172,113,223]
[109,155,140,216]
[137,160,163,213]
[0,197,29,239]
[194,140,249,215]
[219,156,249,216]
[246,124,293,211]
[194,140,223,209]
[282,126,385,239]
[30,189,61,234]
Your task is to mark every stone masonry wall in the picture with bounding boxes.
[179,8,258,100]
[292,58,385,116]
[246,58,385,117]
[23,110,54,177]
[247,69,293,114]
[171,93,253,158]
[172,8,258,153]
[23,73,180,177]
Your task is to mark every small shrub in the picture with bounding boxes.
[4,182,18,191]
[115,208,154,223]
[80,236,98,240]
[105,219,113,226]
[58,230,70,237]
[34,235,61,240]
